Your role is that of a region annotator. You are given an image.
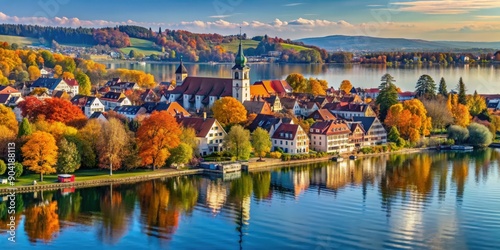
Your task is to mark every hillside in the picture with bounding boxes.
[0,35,39,46]
[120,38,163,56]
[297,35,500,52]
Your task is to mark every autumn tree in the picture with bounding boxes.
[27,65,41,80]
[75,71,91,96]
[251,127,272,160]
[0,159,6,175]
[438,77,448,96]
[415,74,436,99]
[448,94,470,127]
[286,73,307,93]
[309,78,326,96]
[76,119,102,168]
[457,77,467,105]
[376,74,399,122]
[467,90,486,117]
[421,97,453,130]
[385,99,431,143]
[97,118,128,175]
[0,104,19,134]
[340,80,353,94]
[21,131,58,181]
[56,138,81,174]
[212,97,247,127]
[224,125,252,160]
[137,111,181,170]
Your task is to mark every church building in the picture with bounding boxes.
[165,38,251,111]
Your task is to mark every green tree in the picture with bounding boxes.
[467,123,493,147]
[438,77,448,96]
[467,90,486,117]
[376,74,399,122]
[457,77,467,105]
[75,71,91,96]
[224,125,252,160]
[15,70,29,83]
[415,74,436,99]
[56,138,81,173]
[168,143,193,166]
[448,125,469,144]
[129,50,136,58]
[13,162,23,178]
[387,126,400,143]
[251,127,272,160]
[180,127,198,156]
[18,118,32,138]
[65,134,96,169]
[0,159,6,175]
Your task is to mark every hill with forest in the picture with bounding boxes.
[0,24,327,63]
[297,35,500,52]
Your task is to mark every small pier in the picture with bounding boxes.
[199,162,242,174]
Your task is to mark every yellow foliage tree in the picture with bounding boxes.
[62,71,75,79]
[340,80,353,94]
[0,104,19,134]
[27,65,41,81]
[466,91,486,117]
[21,131,58,181]
[385,99,432,143]
[309,78,326,96]
[452,104,471,127]
[212,97,247,126]
[54,65,63,77]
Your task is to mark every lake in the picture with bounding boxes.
[2,150,500,249]
[106,62,500,94]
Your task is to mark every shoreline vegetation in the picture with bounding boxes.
[0,147,433,194]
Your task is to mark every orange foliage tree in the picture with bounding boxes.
[309,78,326,96]
[18,96,43,120]
[21,131,58,181]
[448,94,471,127]
[340,80,353,94]
[385,99,432,143]
[136,111,182,170]
[0,104,19,134]
[212,97,247,127]
[19,97,86,124]
[27,65,41,80]
[24,201,60,243]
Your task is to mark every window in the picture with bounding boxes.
[235,72,239,79]
[274,140,277,144]
[219,133,223,136]
[286,141,288,146]
[280,141,283,145]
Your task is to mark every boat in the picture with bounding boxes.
[450,145,474,151]
[137,61,146,66]
[349,155,358,160]
[332,156,344,162]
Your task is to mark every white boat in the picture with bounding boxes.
[137,61,146,66]
[450,145,474,151]
[332,157,344,162]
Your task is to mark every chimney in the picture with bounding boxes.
[203,112,207,121]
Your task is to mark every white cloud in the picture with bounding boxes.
[391,0,500,14]
[284,3,303,7]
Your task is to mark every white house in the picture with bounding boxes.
[309,120,354,154]
[280,97,301,116]
[100,92,131,110]
[300,101,320,117]
[70,95,105,117]
[177,116,227,156]
[272,123,309,155]
[30,78,72,95]
[353,117,387,146]
[329,103,377,119]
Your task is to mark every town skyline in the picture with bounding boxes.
[1,0,500,41]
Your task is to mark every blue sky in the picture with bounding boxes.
[0,0,499,41]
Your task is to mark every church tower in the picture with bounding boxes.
[175,57,188,86]
[232,31,250,103]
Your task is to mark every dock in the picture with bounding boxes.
[199,162,242,174]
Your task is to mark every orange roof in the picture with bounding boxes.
[250,85,270,98]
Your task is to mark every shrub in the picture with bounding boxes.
[0,160,6,175]
[269,152,282,159]
[467,123,493,147]
[360,147,373,154]
[13,163,23,179]
[281,153,291,161]
[448,125,469,144]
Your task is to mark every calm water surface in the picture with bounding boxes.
[106,62,500,94]
[2,150,500,249]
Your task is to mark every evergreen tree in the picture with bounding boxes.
[129,49,136,58]
[376,74,399,122]
[457,77,467,105]
[415,74,436,99]
[388,126,401,143]
[18,118,32,138]
[438,77,448,96]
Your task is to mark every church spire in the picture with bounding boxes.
[175,55,188,74]
[233,27,247,70]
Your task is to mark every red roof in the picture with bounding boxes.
[398,92,415,97]
[0,86,20,94]
[365,88,379,94]
[177,117,218,137]
[64,79,79,87]
[272,123,300,140]
[254,80,292,95]
[310,120,350,135]
[308,109,336,121]
[171,77,233,98]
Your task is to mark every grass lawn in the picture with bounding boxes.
[120,37,163,56]
[221,39,259,53]
[0,35,39,46]
[1,169,164,187]
[280,43,311,52]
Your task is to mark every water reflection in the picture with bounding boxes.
[0,149,499,248]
